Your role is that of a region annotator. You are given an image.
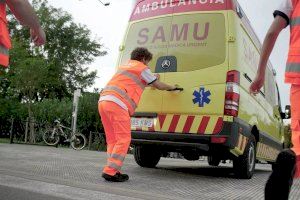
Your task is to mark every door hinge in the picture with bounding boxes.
[119,45,125,51]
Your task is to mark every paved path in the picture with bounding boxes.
[0,143,299,200]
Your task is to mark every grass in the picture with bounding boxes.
[0,138,10,143]
[0,137,105,152]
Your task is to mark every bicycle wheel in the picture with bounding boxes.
[70,133,87,150]
[43,128,60,146]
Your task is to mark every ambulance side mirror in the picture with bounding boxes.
[281,105,291,119]
[236,5,243,18]
[285,105,291,119]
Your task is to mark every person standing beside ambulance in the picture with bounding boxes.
[0,0,46,68]
[250,0,300,199]
[99,47,181,182]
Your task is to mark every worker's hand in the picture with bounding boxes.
[167,84,183,91]
[167,85,176,91]
[30,27,46,46]
[250,74,264,96]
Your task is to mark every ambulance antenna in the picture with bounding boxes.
[98,0,110,6]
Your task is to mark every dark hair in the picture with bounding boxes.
[130,47,153,62]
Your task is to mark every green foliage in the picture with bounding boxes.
[32,92,102,135]
[0,92,103,139]
[77,92,103,135]
[284,125,292,148]
[0,138,10,144]
[0,98,26,135]
[0,0,106,149]
[9,39,48,103]
[5,0,107,100]
[0,98,26,120]
[89,133,106,151]
[33,98,73,126]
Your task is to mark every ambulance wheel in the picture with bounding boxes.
[271,162,276,171]
[134,145,161,168]
[233,135,256,179]
[207,156,221,166]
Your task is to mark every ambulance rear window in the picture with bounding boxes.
[120,13,226,72]
[168,14,226,72]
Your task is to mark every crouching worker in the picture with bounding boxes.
[98,47,182,182]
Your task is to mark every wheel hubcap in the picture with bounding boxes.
[248,143,255,172]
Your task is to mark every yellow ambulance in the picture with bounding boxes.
[117,0,289,179]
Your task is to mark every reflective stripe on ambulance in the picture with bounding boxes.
[230,134,280,160]
[256,142,280,161]
[131,114,223,135]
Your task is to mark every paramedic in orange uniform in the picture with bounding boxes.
[99,47,181,182]
[0,0,46,68]
[250,1,300,199]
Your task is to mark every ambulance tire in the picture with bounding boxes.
[233,135,256,179]
[207,156,221,167]
[271,162,276,171]
[134,145,161,168]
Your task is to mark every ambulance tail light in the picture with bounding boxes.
[224,70,240,117]
[211,136,227,144]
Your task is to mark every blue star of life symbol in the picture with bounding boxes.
[193,87,211,107]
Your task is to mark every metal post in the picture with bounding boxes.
[88,131,92,150]
[71,89,81,135]
[9,118,14,144]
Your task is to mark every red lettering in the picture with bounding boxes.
[193,23,209,41]
[137,28,149,45]
[152,26,166,43]
[137,22,210,44]
[171,23,189,41]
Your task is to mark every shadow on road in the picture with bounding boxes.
[156,165,271,179]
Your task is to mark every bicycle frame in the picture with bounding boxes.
[53,123,72,139]
[44,120,87,150]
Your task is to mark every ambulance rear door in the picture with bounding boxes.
[118,8,175,114]
[160,10,229,134]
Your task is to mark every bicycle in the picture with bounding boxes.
[43,119,87,150]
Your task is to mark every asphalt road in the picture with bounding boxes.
[0,185,70,200]
[0,143,299,200]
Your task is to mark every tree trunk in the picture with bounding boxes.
[28,103,36,144]
[24,117,29,143]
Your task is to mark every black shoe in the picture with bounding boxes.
[102,172,129,182]
[265,149,296,200]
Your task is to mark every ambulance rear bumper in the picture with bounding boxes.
[131,121,238,151]
[131,132,211,151]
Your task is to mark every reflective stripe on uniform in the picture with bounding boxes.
[286,63,300,72]
[102,85,137,110]
[291,17,300,27]
[99,95,128,110]
[107,161,122,170]
[116,69,146,89]
[0,45,8,55]
[111,154,125,162]
[107,153,125,162]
